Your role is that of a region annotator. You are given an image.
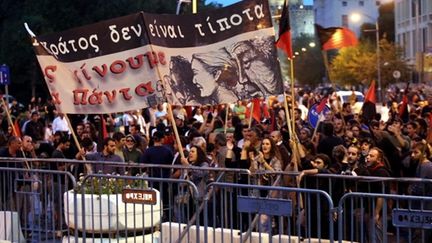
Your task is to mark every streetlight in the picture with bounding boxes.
[350,13,382,102]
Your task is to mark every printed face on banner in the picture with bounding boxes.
[32,0,283,114]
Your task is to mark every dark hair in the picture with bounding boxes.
[7,136,20,146]
[322,122,334,136]
[187,128,202,141]
[412,141,431,159]
[250,126,263,139]
[261,137,281,161]
[314,153,331,167]
[390,117,403,125]
[58,136,69,145]
[190,145,209,166]
[213,119,224,129]
[406,121,418,130]
[103,137,115,147]
[81,137,93,148]
[332,145,346,163]
[112,132,125,142]
[369,120,380,129]
[153,131,165,141]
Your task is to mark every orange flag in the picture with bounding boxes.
[315,24,358,51]
[13,119,21,137]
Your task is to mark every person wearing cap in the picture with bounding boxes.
[173,114,188,136]
[123,134,142,175]
[260,118,271,134]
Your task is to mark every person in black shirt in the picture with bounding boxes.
[24,111,44,142]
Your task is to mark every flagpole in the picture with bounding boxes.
[224,103,229,134]
[138,12,186,160]
[321,49,346,126]
[248,100,254,129]
[192,0,197,14]
[0,98,31,169]
[311,113,323,142]
[63,113,93,174]
[288,58,299,172]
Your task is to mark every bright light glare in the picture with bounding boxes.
[301,47,307,52]
[350,13,362,22]
[309,42,316,47]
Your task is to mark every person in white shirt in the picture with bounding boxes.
[193,107,204,123]
[52,113,70,134]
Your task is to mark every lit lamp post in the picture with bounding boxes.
[350,13,382,102]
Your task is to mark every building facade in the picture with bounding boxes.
[271,0,314,38]
[313,0,380,36]
[395,0,432,77]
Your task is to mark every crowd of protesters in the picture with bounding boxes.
[0,84,432,239]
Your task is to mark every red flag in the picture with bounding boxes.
[101,116,109,139]
[315,24,358,51]
[361,80,377,122]
[428,113,432,144]
[246,98,262,122]
[398,83,410,122]
[262,102,270,119]
[364,80,376,104]
[275,0,293,58]
[13,119,21,137]
[316,97,328,114]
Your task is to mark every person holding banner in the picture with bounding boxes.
[190,49,239,104]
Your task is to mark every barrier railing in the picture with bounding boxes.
[338,192,432,243]
[203,181,335,243]
[0,167,76,243]
[2,157,432,242]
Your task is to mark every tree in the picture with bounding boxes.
[278,34,326,87]
[329,38,410,88]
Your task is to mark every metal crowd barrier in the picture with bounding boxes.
[301,173,432,198]
[202,181,335,243]
[338,192,432,243]
[0,166,76,243]
[2,157,432,243]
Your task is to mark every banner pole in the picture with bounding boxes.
[0,98,30,169]
[248,100,254,129]
[224,103,229,134]
[139,12,186,159]
[168,104,185,159]
[64,113,92,174]
[311,113,323,142]
[290,58,296,139]
[321,50,344,124]
[192,0,197,14]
